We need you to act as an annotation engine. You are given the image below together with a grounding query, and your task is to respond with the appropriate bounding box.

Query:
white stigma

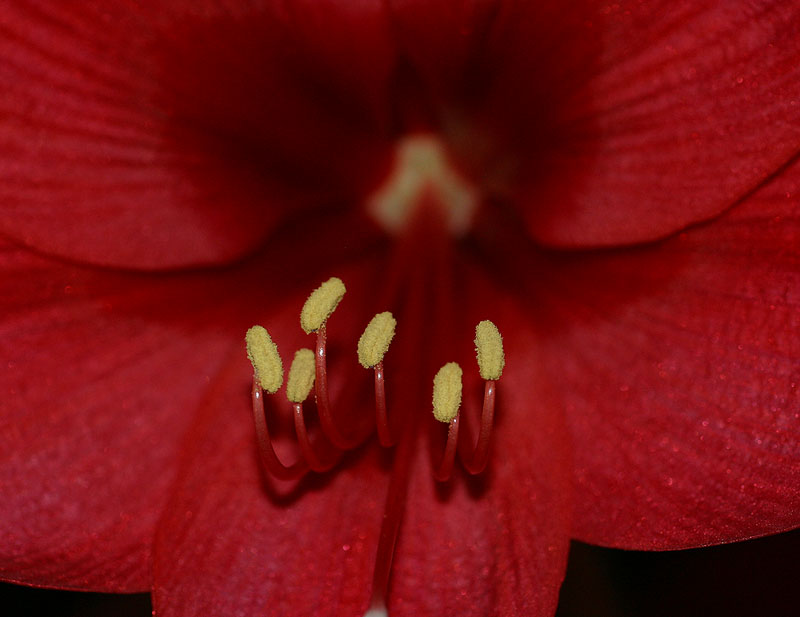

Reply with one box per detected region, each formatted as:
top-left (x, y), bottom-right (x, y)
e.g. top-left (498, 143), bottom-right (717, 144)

top-left (367, 134), bottom-right (478, 236)
top-left (363, 608), bottom-right (388, 617)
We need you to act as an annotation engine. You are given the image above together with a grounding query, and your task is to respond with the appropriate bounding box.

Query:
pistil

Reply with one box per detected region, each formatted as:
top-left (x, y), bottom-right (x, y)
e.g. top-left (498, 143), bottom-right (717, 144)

top-left (358, 311), bottom-right (398, 447)
top-left (366, 134), bottom-right (479, 237)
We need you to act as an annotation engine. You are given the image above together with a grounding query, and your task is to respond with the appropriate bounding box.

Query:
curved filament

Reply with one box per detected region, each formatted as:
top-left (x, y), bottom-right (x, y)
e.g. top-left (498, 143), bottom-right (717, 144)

top-left (293, 402), bottom-right (342, 473)
top-left (251, 381), bottom-right (308, 481)
top-left (314, 324), bottom-right (367, 449)
top-left (434, 380), bottom-right (496, 481)
top-left (434, 416), bottom-right (459, 481)
top-left (459, 380), bottom-right (496, 475)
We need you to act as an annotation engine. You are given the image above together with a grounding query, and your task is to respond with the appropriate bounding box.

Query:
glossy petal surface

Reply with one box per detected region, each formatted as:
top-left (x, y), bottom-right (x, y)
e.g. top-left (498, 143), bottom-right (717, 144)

top-left (0, 211), bottom-right (381, 591)
top-left (391, 0), bottom-right (800, 246)
top-left (0, 240), bottom-right (235, 590)
top-left (532, 157), bottom-right (800, 548)
top-left (2, 0), bottom-right (800, 614)
top-left (0, 2), bottom-right (393, 268)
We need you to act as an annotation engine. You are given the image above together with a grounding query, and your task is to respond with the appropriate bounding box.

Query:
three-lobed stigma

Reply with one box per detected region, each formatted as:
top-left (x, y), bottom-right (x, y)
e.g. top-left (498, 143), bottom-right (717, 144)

top-left (366, 134), bottom-right (479, 237)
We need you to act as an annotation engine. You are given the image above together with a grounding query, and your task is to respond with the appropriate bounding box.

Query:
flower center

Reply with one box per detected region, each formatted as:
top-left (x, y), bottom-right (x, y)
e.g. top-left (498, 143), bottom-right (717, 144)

top-left (366, 134), bottom-right (479, 236)
top-left (245, 277), bottom-right (504, 615)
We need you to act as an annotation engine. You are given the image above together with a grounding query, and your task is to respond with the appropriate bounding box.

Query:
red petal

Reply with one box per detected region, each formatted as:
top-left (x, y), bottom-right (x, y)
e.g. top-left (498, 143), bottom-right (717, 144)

top-left (0, 2), bottom-right (394, 268)
top-left (527, 156), bottom-right (800, 549)
top-left (0, 239), bottom-right (239, 590)
top-left (153, 263), bottom-right (572, 616)
top-left (391, 1), bottom-right (800, 246)
top-left (0, 207), bottom-right (382, 591)
top-left (390, 273), bottom-right (572, 616)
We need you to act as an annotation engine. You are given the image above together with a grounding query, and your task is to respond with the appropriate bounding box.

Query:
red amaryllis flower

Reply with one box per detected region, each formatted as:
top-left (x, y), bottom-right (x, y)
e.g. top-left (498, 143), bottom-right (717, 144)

top-left (2, 2), bottom-right (799, 616)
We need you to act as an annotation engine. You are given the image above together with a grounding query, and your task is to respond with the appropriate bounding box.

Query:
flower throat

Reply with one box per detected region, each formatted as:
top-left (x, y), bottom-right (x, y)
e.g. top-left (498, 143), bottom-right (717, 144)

top-left (245, 277), bottom-right (504, 616)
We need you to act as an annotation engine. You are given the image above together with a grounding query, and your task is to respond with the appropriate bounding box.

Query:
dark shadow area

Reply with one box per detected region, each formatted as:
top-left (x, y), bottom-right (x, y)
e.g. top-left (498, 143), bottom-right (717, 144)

top-left (0, 584), bottom-right (152, 617)
top-left (556, 528), bottom-right (800, 617)
top-left (5, 527), bottom-right (799, 615)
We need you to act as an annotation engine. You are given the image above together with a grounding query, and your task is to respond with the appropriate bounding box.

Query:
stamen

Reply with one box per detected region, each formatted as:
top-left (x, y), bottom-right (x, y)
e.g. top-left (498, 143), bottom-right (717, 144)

top-left (358, 312), bottom-right (397, 369)
top-left (462, 322), bottom-right (503, 473)
top-left (285, 349), bottom-right (342, 472)
top-left (434, 380), bottom-right (497, 480)
top-left (474, 320), bottom-right (505, 381)
top-left (359, 312), bottom-right (398, 447)
top-left (435, 322), bottom-right (504, 480)
top-left (245, 277), bottom-right (503, 615)
top-left (300, 277), bottom-right (346, 334)
top-left (286, 348), bottom-right (315, 404)
top-left (245, 326), bottom-right (283, 393)
top-left (432, 362), bottom-right (463, 423)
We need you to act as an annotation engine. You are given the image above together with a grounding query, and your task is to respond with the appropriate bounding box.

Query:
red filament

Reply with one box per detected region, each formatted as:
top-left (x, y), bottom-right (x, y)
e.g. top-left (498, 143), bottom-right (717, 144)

top-left (251, 323), bottom-right (398, 481)
top-left (374, 361), bottom-right (395, 448)
top-left (434, 379), bottom-right (496, 481)
top-left (292, 401), bottom-right (341, 473)
top-left (251, 383), bottom-right (307, 481)
top-left (313, 323), bottom-right (364, 450)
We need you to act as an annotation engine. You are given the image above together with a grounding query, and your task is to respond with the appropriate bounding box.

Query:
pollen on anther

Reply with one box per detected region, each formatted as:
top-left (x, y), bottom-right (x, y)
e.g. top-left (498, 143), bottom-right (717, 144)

top-left (286, 348), bottom-right (316, 403)
top-left (300, 277), bottom-right (346, 334)
top-left (357, 312), bottom-right (397, 368)
top-left (245, 326), bottom-right (283, 393)
top-left (432, 362), bottom-right (463, 423)
top-left (475, 320), bottom-right (505, 380)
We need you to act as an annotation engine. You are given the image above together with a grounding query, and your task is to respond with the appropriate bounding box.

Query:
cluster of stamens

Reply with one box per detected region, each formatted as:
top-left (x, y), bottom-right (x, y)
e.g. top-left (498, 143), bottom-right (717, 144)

top-left (245, 276), bottom-right (505, 484)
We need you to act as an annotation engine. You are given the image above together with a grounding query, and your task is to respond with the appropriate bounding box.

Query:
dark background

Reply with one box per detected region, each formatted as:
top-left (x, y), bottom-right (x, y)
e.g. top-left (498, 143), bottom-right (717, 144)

top-left (3, 527), bottom-right (798, 616)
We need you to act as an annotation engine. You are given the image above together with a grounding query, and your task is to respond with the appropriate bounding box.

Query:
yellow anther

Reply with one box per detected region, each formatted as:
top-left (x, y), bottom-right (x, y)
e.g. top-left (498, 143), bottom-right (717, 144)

top-left (474, 320), bottom-right (505, 380)
top-left (245, 326), bottom-right (283, 393)
top-left (286, 348), bottom-right (316, 403)
top-left (357, 312), bottom-right (397, 369)
top-left (432, 362), bottom-right (463, 423)
top-left (300, 277), bottom-right (346, 334)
